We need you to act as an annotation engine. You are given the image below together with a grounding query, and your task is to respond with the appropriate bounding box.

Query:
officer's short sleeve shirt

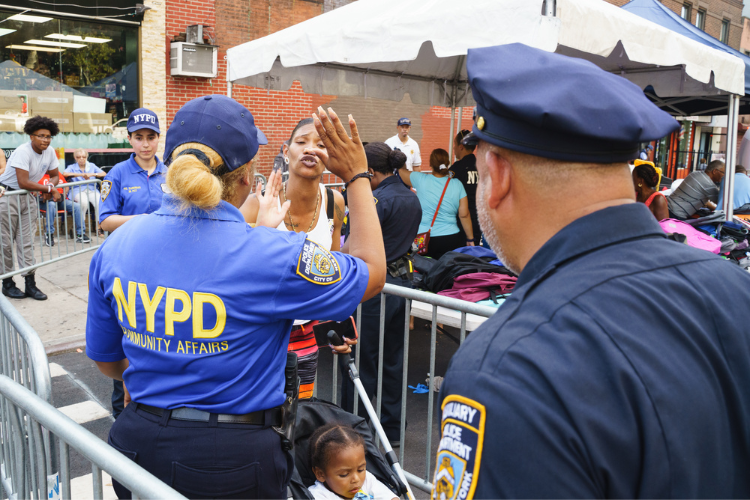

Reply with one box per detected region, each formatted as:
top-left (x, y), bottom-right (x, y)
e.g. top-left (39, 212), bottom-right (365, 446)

top-left (435, 203), bottom-right (750, 498)
top-left (99, 154), bottom-right (167, 223)
top-left (87, 195), bottom-right (369, 414)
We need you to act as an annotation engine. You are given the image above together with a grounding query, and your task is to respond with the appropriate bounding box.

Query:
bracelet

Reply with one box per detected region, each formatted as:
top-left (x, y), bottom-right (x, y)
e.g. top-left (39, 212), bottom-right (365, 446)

top-left (344, 172), bottom-right (372, 189)
top-left (47, 185), bottom-right (51, 193)
top-left (466, 238), bottom-right (474, 242)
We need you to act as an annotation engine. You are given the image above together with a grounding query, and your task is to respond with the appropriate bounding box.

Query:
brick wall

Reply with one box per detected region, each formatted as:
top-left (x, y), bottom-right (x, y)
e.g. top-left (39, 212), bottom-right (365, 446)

top-left (604, 0), bottom-right (743, 50)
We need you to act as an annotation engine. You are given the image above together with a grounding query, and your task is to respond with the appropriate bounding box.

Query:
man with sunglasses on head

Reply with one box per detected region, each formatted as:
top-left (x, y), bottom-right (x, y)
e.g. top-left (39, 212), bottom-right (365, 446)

top-left (0, 116), bottom-right (62, 300)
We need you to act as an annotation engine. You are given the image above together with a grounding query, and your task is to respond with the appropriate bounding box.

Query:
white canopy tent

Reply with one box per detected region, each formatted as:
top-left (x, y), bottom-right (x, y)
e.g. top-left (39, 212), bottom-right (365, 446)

top-left (227, 0), bottom-right (746, 219)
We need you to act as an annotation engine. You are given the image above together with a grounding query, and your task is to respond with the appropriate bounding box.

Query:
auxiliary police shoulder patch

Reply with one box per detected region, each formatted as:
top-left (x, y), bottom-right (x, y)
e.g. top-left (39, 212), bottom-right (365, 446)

top-left (432, 395), bottom-right (486, 500)
top-left (373, 196), bottom-right (378, 205)
top-left (101, 180), bottom-right (112, 201)
top-left (296, 239), bottom-right (341, 285)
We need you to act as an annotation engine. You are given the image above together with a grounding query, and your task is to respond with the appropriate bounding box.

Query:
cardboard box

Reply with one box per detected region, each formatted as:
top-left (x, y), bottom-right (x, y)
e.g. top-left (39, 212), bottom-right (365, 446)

top-left (0, 116), bottom-right (20, 132)
top-left (50, 113), bottom-right (74, 132)
top-left (73, 113), bottom-right (112, 133)
top-left (73, 95), bottom-right (106, 114)
top-left (29, 91), bottom-right (74, 115)
top-left (0, 90), bottom-right (28, 114)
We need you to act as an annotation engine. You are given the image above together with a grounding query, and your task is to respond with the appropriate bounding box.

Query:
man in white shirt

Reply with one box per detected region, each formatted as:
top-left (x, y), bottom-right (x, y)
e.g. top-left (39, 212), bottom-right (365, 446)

top-left (0, 116), bottom-right (63, 300)
top-left (385, 117), bottom-right (422, 171)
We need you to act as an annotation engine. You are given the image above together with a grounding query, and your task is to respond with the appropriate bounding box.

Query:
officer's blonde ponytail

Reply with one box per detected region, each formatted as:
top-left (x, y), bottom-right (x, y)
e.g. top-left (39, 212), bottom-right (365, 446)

top-left (167, 142), bottom-right (250, 210)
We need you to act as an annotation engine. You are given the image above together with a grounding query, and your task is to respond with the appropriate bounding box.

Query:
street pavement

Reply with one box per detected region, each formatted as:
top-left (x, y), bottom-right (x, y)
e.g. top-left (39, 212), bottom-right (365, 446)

top-left (11, 249), bottom-right (466, 499)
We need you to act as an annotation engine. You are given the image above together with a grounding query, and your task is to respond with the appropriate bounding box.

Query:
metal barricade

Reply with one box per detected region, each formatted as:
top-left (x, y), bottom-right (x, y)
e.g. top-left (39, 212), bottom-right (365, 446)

top-left (0, 292), bottom-right (54, 499)
top-left (0, 179), bottom-right (105, 281)
top-left (322, 283), bottom-right (497, 493)
top-left (0, 374), bottom-right (186, 500)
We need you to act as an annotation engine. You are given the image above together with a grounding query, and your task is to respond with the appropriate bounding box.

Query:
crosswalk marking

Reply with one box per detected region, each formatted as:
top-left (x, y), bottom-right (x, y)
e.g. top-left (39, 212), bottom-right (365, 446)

top-left (58, 400), bottom-right (111, 424)
top-left (70, 471), bottom-right (117, 499)
top-left (49, 362), bottom-right (67, 378)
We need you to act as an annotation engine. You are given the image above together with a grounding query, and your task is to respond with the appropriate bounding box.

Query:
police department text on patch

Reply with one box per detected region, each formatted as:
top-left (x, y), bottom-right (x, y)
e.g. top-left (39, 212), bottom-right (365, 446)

top-left (433, 396), bottom-right (486, 500)
top-left (296, 239), bottom-right (341, 285)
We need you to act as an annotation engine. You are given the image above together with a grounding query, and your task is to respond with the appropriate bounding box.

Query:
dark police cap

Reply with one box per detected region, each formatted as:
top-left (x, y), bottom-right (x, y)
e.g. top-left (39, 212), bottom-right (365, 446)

top-left (463, 43), bottom-right (679, 163)
top-left (164, 95), bottom-right (267, 172)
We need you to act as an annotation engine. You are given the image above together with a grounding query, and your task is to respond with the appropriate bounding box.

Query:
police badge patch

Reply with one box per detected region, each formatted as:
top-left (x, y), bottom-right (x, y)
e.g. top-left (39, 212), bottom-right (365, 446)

top-left (433, 395), bottom-right (486, 500)
top-left (101, 180), bottom-right (112, 201)
top-left (296, 239), bottom-right (341, 285)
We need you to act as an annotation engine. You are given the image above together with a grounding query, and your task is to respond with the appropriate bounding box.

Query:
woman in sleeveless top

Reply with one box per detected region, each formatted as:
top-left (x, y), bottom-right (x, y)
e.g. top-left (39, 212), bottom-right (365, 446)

top-left (241, 117), bottom-right (347, 399)
top-left (632, 161), bottom-right (668, 221)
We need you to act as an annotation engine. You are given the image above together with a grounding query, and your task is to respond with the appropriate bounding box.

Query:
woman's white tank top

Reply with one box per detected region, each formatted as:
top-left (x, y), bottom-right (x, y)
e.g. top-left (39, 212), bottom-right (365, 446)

top-left (277, 183), bottom-right (334, 251)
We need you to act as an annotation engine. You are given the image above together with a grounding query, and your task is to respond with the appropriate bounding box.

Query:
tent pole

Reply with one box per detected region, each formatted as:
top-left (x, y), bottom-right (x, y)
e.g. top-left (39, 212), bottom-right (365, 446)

top-left (448, 106), bottom-right (456, 160)
top-left (543, 0), bottom-right (556, 16)
top-left (227, 59), bottom-right (233, 98)
top-left (723, 94), bottom-right (739, 221)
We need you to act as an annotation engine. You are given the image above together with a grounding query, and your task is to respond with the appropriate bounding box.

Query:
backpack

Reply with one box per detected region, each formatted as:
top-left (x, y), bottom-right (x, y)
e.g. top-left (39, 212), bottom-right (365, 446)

top-left (422, 251), bottom-right (515, 293)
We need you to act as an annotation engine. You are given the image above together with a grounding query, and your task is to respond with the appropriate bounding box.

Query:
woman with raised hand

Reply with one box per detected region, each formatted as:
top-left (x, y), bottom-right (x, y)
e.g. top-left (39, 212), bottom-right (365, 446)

top-left (240, 116), bottom-right (348, 400)
top-left (86, 97), bottom-right (384, 499)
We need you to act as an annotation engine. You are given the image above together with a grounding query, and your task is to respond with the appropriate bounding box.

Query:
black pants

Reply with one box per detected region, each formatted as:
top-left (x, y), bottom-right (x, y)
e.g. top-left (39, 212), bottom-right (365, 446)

top-left (339, 274), bottom-right (409, 441)
top-left (426, 231), bottom-right (465, 260)
top-left (109, 403), bottom-right (293, 499)
top-left (112, 379), bottom-right (124, 419)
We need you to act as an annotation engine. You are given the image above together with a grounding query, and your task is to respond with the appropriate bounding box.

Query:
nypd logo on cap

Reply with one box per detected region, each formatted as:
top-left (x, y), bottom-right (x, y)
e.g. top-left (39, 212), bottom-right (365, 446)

top-left (127, 108), bottom-right (160, 134)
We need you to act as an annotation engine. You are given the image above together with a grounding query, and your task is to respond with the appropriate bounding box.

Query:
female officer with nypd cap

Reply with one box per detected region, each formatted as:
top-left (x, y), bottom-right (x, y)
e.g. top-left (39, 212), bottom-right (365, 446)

top-left (99, 108), bottom-right (167, 233)
top-left (98, 107), bottom-right (167, 421)
top-left (86, 95), bottom-right (385, 499)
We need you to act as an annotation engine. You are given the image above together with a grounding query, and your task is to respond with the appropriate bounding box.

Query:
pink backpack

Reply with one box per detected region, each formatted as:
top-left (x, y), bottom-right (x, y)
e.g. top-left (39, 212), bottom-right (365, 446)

top-left (659, 219), bottom-right (721, 254)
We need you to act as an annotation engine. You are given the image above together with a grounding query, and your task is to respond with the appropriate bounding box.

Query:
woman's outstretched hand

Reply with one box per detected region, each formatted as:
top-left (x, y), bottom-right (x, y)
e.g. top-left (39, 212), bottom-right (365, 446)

top-left (312, 107), bottom-right (367, 183)
top-left (255, 169), bottom-right (290, 228)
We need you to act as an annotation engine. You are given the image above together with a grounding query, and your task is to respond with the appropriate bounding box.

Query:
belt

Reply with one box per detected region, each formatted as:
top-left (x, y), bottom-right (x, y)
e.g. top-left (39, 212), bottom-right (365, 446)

top-left (0, 183), bottom-right (12, 191)
top-left (137, 403), bottom-right (283, 425)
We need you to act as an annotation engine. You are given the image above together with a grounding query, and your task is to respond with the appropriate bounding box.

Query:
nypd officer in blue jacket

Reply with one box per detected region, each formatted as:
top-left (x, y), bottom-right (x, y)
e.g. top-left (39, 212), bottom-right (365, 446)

top-left (433, 44), bottom-right (750, 499)
top-left (98, 108), bottom-right (167, 420)
top-left (86, 96), bottom-right (385, 499)
top-left (339, 142), bottom-right (421, 445)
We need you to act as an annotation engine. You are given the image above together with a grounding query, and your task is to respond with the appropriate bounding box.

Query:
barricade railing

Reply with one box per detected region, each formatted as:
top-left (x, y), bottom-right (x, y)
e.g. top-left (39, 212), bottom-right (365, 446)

top-left (0, 293), bottom-right (54, 499)
top-left (0, 374), bottom-right (187, 500)
top-left (0, 179), bottom-right (105, 281)
top-left (321, 283), bottom-right (498, 493)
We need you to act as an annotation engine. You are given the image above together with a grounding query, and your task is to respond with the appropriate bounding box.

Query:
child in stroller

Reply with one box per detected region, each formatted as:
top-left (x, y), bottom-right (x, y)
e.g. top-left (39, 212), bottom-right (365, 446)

top-left (308, 423), bottom-right (398, 500)
top-left (288, 399), bottom-right (408, 500)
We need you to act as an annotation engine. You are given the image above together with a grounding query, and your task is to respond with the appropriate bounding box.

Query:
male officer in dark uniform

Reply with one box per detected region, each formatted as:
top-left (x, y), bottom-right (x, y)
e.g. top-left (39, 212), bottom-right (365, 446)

top-left (434, 43), bottom-right (750, 499)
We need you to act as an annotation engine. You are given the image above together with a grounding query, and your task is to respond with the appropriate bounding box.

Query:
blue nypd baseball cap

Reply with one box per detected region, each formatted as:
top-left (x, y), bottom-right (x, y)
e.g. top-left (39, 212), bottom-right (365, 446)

top-left (463, 43), bottom-right (679, 163)
top-left (397, 117), bottom-right (411, 126)
top-left (164, 95), bottom-right (268, 172)
top-left (127, 108), bottom-right (160, 134)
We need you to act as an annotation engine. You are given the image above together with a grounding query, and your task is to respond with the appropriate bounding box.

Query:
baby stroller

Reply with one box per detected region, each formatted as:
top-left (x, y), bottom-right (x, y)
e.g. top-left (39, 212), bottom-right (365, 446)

top-left (288, 398), bottom-right (411, 499)
top-left (288, 331), bottom-right (415, 500)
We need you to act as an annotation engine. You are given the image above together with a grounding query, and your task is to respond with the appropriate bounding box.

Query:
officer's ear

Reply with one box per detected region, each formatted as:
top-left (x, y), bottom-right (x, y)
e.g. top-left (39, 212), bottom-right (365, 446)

top-left (482, 145), bottom-right (512, 210)
top-left (312, 466), bottom-right (326, 483)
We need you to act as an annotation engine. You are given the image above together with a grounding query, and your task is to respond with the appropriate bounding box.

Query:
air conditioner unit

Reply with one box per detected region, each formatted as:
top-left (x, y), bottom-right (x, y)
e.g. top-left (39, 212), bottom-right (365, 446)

top-left (170, 42), bottom-right (218, 78)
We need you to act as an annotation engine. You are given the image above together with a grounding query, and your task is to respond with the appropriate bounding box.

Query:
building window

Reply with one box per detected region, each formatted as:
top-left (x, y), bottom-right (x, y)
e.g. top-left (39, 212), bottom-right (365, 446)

top-left (695, 9), bottom-right (705, 30)
top-left (0, 10), bottom-right (139, 140)
top-left (681, 3), bottom-right (692, 21)
top-left (721, 19), bottom-right (730, 43)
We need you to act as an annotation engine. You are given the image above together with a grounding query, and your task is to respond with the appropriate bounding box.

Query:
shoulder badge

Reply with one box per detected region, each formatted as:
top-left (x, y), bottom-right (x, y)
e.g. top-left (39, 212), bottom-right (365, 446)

top-left (296, 239), bottom-right (342, 285)
top-left (373, 196), bottom-right (378, 205)
top-left (101, 180), bottom-right (112, 201)
top-left (432, 395), bottom-right (486, 500)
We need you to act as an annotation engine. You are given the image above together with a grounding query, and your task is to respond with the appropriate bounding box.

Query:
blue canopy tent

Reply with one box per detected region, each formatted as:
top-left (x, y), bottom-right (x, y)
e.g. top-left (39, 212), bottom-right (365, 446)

top-left (622, 0), bottom-right (750, 116)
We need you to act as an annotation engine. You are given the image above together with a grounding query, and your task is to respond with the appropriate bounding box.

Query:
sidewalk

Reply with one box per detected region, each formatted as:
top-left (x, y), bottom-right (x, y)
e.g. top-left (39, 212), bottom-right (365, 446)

top-left (7, 251), bottom-right (94, 354)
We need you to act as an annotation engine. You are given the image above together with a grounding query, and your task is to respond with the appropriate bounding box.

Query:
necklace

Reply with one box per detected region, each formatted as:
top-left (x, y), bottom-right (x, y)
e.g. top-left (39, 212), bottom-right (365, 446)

top-left (283, 182), bottom-right (320, 233)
